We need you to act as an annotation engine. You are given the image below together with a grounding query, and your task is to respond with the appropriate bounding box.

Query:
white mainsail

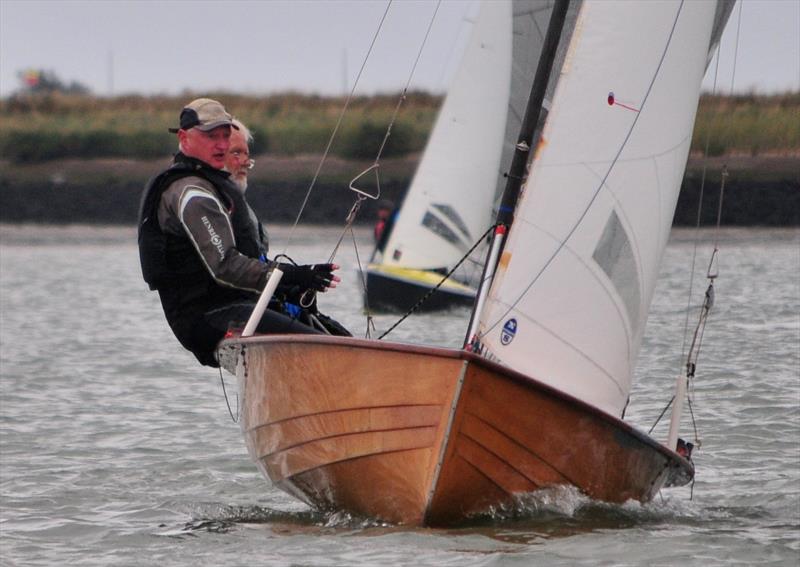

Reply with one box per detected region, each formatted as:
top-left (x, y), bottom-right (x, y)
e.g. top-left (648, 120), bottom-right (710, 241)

top-left (476, 0), bottom-right (732, 417)
top-left (382, 0), bottom-right (554, 272)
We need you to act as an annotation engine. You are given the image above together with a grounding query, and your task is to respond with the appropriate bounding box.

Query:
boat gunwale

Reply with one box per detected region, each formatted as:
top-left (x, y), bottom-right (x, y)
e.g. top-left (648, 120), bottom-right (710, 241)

top-left (221, 333), bottom-right (694, 479)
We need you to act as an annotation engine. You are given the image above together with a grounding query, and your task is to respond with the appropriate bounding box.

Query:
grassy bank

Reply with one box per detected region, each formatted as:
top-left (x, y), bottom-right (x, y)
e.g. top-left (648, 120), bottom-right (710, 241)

top-left (0, 92), bottom-right (440, 162)
top-left (692, 93), bottom-right (800, 156)
top-left (1, 92), bottom-right (798, 163)
top-left (1, 92), bottom-right (797, 226)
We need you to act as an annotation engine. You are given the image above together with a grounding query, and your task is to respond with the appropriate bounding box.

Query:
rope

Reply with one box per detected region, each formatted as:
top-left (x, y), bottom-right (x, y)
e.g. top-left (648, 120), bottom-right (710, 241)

top-left (346, 222), bottom-right (378, 339)
top-left (296, 1), bottom-right (443, 324)
top-left (649, 5), bottom-right (741, 436)
top-left (378, 224), bottom-right (495, 340)
top-left (218, 363), bottom-right (239, 423)
top-left (280, 1), bottom-right (393, 256)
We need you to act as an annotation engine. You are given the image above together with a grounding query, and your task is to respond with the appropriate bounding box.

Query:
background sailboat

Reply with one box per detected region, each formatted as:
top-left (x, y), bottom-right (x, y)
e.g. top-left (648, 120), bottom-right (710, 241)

top-left (220, 0), bottom-right (734, 526)
top-left (366, 0), bottom-right (553, 312)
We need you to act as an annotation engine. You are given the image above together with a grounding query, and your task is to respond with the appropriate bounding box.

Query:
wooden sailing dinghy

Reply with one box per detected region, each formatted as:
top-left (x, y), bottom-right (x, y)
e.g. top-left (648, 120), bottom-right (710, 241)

top-left (218, 334), bottom-right (693, 526)
top-left (219, 0), bottom-right (733, 526)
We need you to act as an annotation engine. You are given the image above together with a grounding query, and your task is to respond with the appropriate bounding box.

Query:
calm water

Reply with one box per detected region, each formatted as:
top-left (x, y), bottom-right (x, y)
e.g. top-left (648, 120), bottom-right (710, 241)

top-left (1, 224), bottom-right (798, 566)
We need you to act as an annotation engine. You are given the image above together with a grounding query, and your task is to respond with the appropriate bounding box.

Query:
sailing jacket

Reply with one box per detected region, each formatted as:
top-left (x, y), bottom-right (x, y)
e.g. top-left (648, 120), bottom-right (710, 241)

top-left (138, 153), bottom-right (272, 348)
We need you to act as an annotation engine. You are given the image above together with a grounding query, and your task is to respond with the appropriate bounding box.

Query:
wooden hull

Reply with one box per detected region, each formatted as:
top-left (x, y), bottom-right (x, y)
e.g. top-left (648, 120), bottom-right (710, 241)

top-left (218, 335), bottom-right (693, 526)
top-left (365, 264), bottom-right (476, 313)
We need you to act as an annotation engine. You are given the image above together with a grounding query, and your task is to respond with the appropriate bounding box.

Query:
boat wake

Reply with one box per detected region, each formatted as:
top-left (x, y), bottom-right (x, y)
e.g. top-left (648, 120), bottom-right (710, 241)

top-left (154, 503), bottom-right (392, 537)
top-left (154, 486), bottom-right (702, 538)
top-left (457, 486), bottom-right (703, 531)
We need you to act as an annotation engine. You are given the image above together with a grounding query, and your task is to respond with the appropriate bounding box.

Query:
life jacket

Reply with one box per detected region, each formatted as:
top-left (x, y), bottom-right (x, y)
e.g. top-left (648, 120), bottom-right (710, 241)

top-left (137, 153), bottom-right (267, 304)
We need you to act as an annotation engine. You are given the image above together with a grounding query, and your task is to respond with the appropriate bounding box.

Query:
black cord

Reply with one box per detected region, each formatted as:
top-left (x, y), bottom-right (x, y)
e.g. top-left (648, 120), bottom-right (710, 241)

top-left (378, 224), bottom-right (496, 340)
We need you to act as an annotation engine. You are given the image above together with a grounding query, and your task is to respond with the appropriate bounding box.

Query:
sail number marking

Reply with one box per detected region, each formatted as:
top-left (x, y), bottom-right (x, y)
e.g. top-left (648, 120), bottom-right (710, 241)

top-left (500, 318), bottom-right (518, 345)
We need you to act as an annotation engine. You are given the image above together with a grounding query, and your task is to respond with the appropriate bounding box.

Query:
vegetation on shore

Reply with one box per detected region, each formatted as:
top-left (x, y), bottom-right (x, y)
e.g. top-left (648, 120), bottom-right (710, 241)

top-left (0, 92), bottom-right (440, 163)
top-left (1, 91), bottom-right (796, 226)
top-left (692, 93), bottom-right (799, 156)
top-left (1, 91), bottom-right (797, 163)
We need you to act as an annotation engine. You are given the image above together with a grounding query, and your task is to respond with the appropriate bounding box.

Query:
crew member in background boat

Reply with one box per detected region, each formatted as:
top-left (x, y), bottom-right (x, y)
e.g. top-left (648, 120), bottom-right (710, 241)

top-left (373, 199), bottom-right (393, 242)
top-left (137, 98), bottom-right (346, 368)
top-left (371, 199), bottom-right (396, 261)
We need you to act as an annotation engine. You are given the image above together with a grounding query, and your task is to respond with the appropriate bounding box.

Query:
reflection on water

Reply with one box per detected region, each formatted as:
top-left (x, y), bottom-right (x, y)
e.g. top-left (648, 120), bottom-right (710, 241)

top-left (1, 225), bottom-right (798, 566)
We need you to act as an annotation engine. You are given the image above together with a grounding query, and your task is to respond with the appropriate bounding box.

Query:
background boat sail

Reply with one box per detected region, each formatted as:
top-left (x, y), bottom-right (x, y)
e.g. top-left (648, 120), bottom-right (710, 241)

top-left (366, 0), bottom-right (553, 312)
top-left (220, 0), bottom-right (734, 526)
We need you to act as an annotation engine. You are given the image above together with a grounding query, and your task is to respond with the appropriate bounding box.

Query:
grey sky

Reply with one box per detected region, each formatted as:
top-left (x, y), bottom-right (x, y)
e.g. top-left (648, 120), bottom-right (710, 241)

top-left (1, 0), bottom-right (798, 98)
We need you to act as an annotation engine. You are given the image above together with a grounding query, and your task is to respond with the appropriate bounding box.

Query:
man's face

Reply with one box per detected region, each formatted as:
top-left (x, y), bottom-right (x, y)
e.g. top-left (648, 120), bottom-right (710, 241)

top-left (225, 129), bottom-right (251, 191)
top-left (179, 125), bottom-right (232, 169)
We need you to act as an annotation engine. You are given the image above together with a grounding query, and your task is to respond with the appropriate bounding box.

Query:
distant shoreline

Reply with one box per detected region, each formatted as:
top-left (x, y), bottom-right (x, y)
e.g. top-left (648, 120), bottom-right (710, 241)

top-left (1, 224), bottom-right (797, 248)
top-left (0, 153), bottom-right (797, 226)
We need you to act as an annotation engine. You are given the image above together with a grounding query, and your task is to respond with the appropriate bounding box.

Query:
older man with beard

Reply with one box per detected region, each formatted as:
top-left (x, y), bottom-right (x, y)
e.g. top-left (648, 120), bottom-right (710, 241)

top-left (222, 116), bottom-right (352, 339)
top-left (225, 118), bottom-right (269, 256)
top-left (225, 118), bottom-right (255, 192)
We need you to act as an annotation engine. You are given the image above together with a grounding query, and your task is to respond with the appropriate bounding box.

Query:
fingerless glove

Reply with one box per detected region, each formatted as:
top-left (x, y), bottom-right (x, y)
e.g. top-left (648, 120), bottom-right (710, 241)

top-left (278, 263), bottom-right (335, 292)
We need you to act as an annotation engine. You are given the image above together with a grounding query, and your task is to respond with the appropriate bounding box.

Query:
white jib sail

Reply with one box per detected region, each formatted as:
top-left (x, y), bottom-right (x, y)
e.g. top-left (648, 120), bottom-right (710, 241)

top-left (382, 0), bottom-right (513, 270)
top-left (476, 0), bottom-right (722, 417)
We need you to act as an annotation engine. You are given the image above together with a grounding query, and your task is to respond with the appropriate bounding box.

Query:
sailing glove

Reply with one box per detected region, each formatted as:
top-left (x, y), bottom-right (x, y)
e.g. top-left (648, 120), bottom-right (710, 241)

top-left (277, 263), bottom-right (336, 292)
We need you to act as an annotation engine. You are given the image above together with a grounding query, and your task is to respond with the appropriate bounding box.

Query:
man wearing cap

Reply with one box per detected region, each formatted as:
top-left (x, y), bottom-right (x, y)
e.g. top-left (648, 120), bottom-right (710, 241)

top-left (138, 98), bottom-right (341, 367)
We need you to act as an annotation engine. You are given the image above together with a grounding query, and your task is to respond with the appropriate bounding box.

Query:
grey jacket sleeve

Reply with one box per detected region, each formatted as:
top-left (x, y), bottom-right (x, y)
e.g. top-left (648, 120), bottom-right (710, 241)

top-left (157, 177), bottom-right (271, 293)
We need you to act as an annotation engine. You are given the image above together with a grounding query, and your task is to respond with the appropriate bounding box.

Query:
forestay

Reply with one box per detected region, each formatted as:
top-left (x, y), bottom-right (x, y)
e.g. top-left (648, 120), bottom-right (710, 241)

top-left (476, 0), bottom-right (733, 416)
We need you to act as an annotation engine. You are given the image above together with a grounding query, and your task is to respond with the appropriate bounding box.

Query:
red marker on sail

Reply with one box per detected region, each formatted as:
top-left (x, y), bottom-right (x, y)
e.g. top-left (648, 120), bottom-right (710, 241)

top-left (607, 91), bottom-right (640, 112)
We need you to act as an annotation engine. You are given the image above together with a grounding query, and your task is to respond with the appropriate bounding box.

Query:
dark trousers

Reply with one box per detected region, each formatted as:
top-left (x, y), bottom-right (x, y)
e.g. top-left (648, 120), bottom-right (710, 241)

top-left (170, 302), bottom-right (320, 368)
top-left (204, 302), bottom-right (321, 336)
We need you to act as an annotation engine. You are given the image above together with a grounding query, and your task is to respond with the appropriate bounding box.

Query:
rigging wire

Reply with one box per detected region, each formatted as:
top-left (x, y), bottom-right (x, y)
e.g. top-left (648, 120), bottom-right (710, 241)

top-left (649, 2), bottom-right (742, 442)
top-left (306, 1), bottom-right (444, 320)
top-left (649, 53), bottom-right (721, 437)
top-left (281, 1), bottom-right (444, 313)
top-left (333, 0), bottom-right (443, 265)
top-left (280, 1), bottom-right (393, 257)
top-left (680, 1), bottom-right (744, 443)
top-left (378, 224), bottom-right (495, 340)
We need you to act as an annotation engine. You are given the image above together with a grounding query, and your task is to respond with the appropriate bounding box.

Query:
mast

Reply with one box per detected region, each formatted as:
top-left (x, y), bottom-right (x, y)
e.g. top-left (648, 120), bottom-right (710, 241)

top-left (464, 0), bottom-right (570, 348)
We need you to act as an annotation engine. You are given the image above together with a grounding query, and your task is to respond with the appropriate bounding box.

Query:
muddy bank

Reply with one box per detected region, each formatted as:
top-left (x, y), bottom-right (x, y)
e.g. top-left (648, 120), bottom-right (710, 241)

top-left (1, 154), bottom-right (797, 226)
